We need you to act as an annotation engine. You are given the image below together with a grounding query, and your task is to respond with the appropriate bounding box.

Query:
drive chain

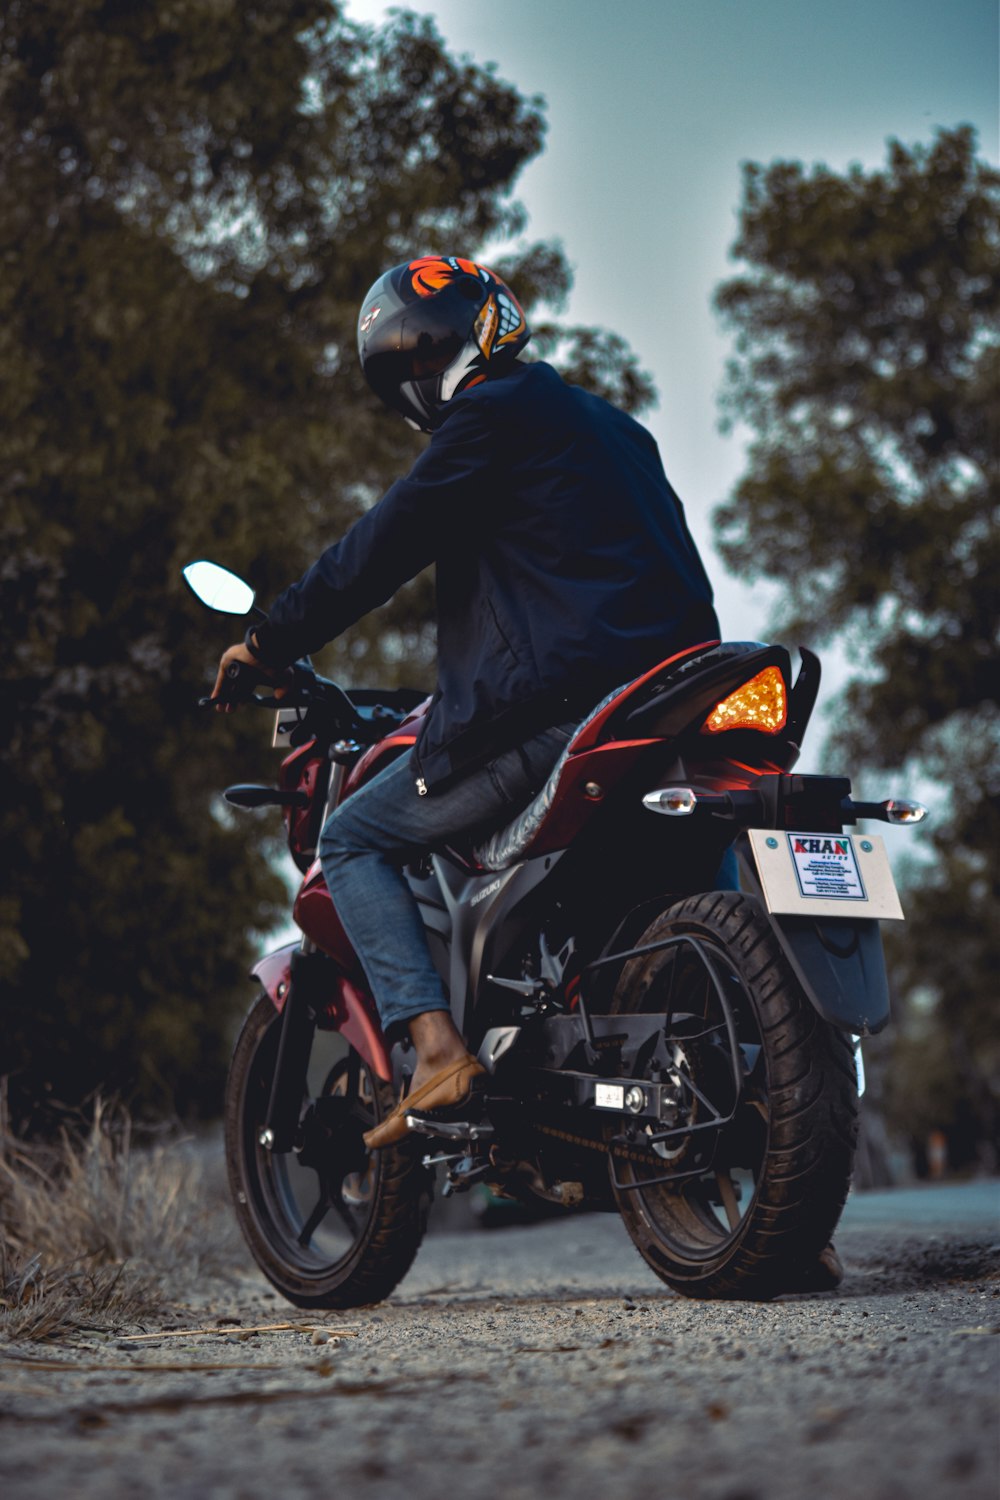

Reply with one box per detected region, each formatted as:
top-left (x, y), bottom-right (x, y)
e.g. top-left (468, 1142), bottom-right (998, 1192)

top-left (532, 1118), bottom-right (669, 1170)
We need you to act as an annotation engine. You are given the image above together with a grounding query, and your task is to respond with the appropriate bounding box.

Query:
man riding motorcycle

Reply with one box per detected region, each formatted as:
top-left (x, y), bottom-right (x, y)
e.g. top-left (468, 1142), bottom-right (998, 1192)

top-left (213, 254), bottom-right (720, 1151)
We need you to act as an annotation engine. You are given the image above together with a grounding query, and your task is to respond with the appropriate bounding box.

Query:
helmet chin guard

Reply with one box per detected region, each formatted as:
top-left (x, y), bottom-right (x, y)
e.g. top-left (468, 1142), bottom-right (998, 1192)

top-left (357, 257), bottom-right (530, 431)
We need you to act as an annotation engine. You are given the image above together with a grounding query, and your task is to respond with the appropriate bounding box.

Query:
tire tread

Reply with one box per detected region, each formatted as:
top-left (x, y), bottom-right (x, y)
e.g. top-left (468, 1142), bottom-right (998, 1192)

top-left (612, 891), bottom-right (859, 1299)
top-left (225, 995), bottom-right (428, 1309)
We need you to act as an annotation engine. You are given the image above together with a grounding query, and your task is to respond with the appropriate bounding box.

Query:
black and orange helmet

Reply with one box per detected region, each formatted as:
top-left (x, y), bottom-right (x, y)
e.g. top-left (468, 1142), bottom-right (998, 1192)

top-left (357, 256), bottom-right (530, 431)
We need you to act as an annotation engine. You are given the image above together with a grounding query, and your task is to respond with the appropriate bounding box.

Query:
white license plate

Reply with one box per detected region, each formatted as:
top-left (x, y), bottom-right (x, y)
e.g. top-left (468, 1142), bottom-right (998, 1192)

top-left (594, 1083), bottom-right (625, 1110)
top-left (747, 830), bottom-right (904, 921)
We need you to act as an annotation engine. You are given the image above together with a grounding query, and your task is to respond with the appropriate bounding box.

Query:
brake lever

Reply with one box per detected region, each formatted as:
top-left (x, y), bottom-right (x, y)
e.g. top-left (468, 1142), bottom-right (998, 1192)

top-left (197, 690), bottom-right (299, 710)
top-left (198, 658), bottom-right (283, 709)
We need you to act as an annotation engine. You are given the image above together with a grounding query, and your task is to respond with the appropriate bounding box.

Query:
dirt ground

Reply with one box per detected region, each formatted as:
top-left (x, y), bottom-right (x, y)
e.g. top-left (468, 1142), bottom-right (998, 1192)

top-left (1, 1181), bottom-right (998, 1500)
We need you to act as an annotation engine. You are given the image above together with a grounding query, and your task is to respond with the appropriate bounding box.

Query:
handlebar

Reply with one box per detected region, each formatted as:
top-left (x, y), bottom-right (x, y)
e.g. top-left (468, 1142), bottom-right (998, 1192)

top-left (199, 657), bottom-right (420, 748)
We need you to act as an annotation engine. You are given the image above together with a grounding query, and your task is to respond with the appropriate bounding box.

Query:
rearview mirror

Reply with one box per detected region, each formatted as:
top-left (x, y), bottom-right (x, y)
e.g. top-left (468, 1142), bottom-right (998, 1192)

top-left (183, 561), bottom-right (256, 616)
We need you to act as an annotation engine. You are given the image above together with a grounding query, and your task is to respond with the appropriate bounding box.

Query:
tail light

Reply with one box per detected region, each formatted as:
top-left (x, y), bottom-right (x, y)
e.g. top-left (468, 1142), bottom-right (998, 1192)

top-left (701, 666), bottom-right (787, 735)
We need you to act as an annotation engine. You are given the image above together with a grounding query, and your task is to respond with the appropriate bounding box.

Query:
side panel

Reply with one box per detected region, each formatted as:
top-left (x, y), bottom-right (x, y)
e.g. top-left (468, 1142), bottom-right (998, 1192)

top-left (414, 851), bottom-right (565, 1042)
top-left (526, 740), bottom-right (656, 855)
top-left (278, 743), bottom-right (329, 871)
top-left (343, 734), bottom-right (418, 797)
top-left (325, 977), bottom-right (392, 1081)
top-left (293, 861), bottom-right (363, 976)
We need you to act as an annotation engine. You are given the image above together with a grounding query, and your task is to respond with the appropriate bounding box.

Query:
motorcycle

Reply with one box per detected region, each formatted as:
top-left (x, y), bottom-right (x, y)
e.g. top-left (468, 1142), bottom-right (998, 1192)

top-left (184, 559), bottom-right (926, 1304)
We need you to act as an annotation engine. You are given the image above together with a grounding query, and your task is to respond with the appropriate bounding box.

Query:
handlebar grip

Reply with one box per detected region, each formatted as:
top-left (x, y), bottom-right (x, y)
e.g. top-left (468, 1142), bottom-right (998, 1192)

top-left (198, 658), bottom-right (273, 709)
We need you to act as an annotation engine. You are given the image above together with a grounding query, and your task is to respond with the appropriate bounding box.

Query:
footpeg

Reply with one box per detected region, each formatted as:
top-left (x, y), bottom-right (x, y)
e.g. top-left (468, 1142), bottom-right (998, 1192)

top-left (440, 1158), bottom-right (492, 1196)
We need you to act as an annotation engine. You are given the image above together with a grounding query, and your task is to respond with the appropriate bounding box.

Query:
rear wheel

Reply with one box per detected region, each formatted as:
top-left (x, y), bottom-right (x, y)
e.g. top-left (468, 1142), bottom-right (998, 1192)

top-left (225, 994), bottom-right (429, 1308)
top-left (610, 891), bottom-right (858, 1299)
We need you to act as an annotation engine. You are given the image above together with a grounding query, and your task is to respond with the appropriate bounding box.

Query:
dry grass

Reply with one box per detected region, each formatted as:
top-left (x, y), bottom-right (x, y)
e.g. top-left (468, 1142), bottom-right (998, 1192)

top-left (0, 1093), bottom-right (239, 1342)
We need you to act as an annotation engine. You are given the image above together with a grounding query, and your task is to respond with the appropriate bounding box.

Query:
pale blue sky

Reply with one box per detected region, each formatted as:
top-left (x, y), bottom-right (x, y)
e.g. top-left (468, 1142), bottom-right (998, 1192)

top-left (345, 0), bottom-right (998, 756)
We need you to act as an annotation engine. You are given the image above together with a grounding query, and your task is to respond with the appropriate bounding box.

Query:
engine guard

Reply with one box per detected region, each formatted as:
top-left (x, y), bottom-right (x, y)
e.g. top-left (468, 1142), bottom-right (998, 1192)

top-left (250, 944), bottom-right (392, 1080)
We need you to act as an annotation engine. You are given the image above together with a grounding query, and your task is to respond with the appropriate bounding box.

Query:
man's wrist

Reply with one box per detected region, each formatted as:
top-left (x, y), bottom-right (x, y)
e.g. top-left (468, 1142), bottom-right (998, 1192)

top-left (244, 623), bottom-right (295, 674)
top-left (243, 625), bottom-right (266, 662)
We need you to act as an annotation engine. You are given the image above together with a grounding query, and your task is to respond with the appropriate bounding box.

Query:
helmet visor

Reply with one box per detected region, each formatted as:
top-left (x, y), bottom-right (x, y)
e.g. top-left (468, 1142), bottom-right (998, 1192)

top-left (361, 280), bottom-right (485, 412)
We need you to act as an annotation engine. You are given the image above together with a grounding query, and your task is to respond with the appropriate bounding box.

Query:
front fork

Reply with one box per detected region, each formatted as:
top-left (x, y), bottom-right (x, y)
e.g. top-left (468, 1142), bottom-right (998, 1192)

top-left (259, 945), bottom-right (332, 1152)
top-left (259, 760), bottom-right (345, 1155)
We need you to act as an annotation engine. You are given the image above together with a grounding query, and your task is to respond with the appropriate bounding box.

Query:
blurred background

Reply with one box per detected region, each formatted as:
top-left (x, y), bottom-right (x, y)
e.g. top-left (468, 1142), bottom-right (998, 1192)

top-left (1, 0), bottom-right (996, 1182)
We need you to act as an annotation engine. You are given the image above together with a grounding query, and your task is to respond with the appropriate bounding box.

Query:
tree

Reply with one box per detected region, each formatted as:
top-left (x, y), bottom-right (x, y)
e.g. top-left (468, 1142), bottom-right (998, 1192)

top-left (714, 125), bottom-right (999, 1167)
top-left (0, 1), bottom-right (653, 1125)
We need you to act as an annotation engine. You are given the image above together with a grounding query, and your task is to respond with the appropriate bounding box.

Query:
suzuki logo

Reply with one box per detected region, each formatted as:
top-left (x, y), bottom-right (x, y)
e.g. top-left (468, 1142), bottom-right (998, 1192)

top-left (470, 877), bottom-right (503, 907)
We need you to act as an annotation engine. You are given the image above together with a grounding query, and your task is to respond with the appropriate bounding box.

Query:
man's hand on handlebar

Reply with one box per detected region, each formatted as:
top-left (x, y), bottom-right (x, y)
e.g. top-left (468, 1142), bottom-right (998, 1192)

top-left (211, 642), bottom-right (289, 712)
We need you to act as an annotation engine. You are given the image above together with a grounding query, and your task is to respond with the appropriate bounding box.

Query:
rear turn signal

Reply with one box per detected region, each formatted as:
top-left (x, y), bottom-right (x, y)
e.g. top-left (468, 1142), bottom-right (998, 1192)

top-left (643, 787), bottom-right (697, 816)
top-left (702, 666), bottom-right (787, 735)
top-left (885, 799), bottom-right (927, 825)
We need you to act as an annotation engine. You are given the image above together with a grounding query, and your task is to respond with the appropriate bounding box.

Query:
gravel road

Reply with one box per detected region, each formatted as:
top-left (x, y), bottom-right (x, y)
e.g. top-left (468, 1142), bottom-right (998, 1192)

top-left (2, 1181), bottom-right (997, 1500)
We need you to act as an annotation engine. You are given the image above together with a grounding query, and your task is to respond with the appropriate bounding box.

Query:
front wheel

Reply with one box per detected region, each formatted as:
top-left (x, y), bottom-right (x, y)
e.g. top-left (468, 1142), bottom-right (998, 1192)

top-left (225, 994), bottom-right (429, 1308)
top-left (610, 891), bottom-right (858, 1299)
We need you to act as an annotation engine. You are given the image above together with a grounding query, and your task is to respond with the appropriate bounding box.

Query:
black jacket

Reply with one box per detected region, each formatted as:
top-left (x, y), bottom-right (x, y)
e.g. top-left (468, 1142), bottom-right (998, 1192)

top-left (254, 360), bottom-right (719, 793)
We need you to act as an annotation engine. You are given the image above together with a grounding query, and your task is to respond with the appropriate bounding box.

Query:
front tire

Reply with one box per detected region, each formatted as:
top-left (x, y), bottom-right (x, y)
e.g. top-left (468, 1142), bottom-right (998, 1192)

top-left (225, 994), bottom-right (429, 1308)
top-left (610, 891), bottom-right (858, 1299)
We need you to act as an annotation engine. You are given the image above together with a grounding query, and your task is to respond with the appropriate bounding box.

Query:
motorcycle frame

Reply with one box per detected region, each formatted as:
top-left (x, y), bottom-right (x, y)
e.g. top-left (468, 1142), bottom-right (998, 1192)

top-left (249, 643), bottom-right (900, 1155)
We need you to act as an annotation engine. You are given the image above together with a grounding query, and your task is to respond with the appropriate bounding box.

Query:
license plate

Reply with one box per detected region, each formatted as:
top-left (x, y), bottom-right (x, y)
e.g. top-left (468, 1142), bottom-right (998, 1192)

top-left (594, 1083), bottom-right (625, 1110)
top-left (746, 830), bottom-right (904, 921)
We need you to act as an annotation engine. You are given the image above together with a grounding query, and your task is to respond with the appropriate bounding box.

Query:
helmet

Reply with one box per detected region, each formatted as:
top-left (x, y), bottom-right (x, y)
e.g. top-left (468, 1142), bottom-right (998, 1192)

top-left (357, 256), bottom-right (530, 431)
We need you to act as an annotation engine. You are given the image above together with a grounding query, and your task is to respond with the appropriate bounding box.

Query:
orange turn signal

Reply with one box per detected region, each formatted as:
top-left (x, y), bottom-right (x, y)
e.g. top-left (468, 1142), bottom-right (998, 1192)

top-left (701, 666), bottom-right (788, 735)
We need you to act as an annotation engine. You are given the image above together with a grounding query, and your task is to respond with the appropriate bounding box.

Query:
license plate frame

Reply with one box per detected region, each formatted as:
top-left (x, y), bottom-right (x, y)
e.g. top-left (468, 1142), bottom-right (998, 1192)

top-left (746, 830), bottom-right (904, 921)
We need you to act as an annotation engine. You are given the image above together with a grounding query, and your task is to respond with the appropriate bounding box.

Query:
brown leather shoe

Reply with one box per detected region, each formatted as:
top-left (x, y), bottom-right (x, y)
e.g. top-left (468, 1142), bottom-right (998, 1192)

top-left (363, 1054), bottom-right (487, 1150)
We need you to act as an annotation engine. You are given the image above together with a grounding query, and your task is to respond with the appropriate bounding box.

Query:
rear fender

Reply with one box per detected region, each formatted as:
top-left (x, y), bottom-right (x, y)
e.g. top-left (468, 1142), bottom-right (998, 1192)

top-left (250, 945), bottom-right (391, 1080)
top-left (734, 847), bottom-right (891, 1035)
top-left (770, 912), bottom-right (891, 1035)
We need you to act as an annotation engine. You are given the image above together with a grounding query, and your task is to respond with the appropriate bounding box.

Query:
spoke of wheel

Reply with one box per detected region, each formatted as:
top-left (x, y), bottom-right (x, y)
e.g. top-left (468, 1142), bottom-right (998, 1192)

top-left (330, 1194), bottom-right (359, 1234)
top-left (714, 1169), bottom-right (741, 1230)
top-left (297, 1191), bottom-right (332, 1246)
top-left (352, 1054), bottom-right (377, 1122)
top-left (676, 1065), bottom-right (723, 1119)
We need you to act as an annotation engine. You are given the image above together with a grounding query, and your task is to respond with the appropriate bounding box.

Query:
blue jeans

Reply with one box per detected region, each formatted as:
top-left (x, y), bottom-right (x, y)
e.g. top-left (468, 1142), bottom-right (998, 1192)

top-left (319, 725), bottom-right (575, 1034)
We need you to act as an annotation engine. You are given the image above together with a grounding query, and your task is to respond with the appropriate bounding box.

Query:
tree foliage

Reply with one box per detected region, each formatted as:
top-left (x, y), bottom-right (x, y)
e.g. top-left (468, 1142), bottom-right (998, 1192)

top-left (714, 126), bottom-right (999, 1166)
top-left (0, 0), bottom-right (654, 1124)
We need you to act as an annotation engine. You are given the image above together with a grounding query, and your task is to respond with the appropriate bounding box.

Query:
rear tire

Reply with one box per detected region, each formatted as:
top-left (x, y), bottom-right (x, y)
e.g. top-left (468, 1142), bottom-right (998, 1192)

top-left (225, 994), bottom-right (429, 1308)
top-left (610, 891), bottom-right (858, 1299)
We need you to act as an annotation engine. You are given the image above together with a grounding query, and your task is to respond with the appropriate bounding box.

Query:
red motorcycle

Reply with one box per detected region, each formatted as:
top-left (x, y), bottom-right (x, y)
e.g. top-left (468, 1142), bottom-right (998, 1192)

top-left (185, 560), bottom-right (925, 1304)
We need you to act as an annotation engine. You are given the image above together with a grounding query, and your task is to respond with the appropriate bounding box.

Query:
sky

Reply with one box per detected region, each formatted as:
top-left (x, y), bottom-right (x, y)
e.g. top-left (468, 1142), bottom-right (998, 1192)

top-left (345, 0), bottom-right (998, 767)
